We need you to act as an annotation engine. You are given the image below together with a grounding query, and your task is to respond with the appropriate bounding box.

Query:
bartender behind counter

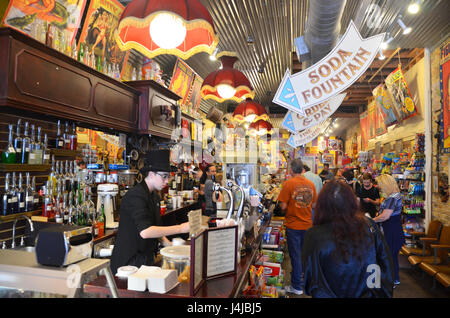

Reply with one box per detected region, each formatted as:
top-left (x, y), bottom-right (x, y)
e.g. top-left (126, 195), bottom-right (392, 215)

top-left (110, 149), bottom-right (190, 274)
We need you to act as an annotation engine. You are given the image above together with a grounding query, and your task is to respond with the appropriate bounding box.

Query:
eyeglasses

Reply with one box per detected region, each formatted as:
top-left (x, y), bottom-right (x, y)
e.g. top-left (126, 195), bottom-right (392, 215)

top-left (156, 172), bottom-right (170, 180)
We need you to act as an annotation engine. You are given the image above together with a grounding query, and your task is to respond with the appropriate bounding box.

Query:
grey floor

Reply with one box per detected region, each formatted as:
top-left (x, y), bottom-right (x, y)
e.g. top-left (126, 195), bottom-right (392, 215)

top-left (282, 251), bottom-right (450, 298)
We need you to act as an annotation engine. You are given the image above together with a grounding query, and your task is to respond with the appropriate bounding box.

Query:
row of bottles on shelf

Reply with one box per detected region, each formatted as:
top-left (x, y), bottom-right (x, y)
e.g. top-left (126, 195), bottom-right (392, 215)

top-left (2, 172), bottom-right (39, 215)
top-left (1, 119), bottom-right (77, 164)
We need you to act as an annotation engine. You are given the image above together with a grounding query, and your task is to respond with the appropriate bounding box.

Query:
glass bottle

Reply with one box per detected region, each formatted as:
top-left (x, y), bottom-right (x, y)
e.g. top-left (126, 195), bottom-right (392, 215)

top-left (98, 202), bottom-right (105, 237)
top-left (70, 122), bottom-right (77, 151)
top-left (14, 119), bottom-right (23, 163)
top-left (33, 127), bottom-right (44, 164)
top-left (24, 173), bottom-right (33, 212)
top-left (32, 176), bottom-right (39, 211)
top-left (54, 181), bottom-right (63, 223)
top-left (2, 124), bottom-right (16, 164)
top-left (20, 122), bottom-right (30, 164)
top-left (10, 172), bottom-right (19, 214)
top-left (2, 174), bottom-right (11, 216)
top-left (45, 23), bottom-right (53, 48)
top-left (78, 42), bottom-right (84, 63)
top-left (28, 124), bottom-right (37, 164)
top-left (55, 120), bottom-right (64, 149)
top-left (64, 122), bottom-right (70, 150)
top-left (17, 173), bottom-right (25, 213)
top-left (43, 133), bottom-right (51, 164)
top-left (71, 39), bottom-right (78, 60)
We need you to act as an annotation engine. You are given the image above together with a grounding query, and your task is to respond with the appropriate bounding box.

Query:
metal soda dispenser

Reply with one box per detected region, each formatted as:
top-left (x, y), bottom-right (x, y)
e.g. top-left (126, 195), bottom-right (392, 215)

top-left (97, 183), bottom-right (119, 229)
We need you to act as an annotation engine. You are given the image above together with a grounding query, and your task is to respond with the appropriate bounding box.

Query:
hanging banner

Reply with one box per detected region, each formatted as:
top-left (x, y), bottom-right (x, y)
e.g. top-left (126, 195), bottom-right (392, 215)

top-left (273, 20), bottom-right (384, 116)
top-left (360, 111), bottom-right (369, 150)
top-left (281, 93), bottom-right (346, 133)
top-left (367, 100), bottom-right (377, 140)
top-left (287, 121), bottom-right (329, 148)
top-left (385, 66), bottom-right (418, 121)
top-left (372, 84), bottom-right (396, 130)
top-left (441, 39), bottom-right (450, 152)
top-left (170, 58), bottom-right (196, 107)
top-left (2, 0), bottom-right (87, 46)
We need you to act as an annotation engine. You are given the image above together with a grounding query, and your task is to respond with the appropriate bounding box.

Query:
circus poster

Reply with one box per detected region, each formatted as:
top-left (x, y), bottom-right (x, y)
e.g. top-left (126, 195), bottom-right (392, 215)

top-left (441, 39), bottom-right (450, 152)
top-left (169, 58), bottom-right (195, 107)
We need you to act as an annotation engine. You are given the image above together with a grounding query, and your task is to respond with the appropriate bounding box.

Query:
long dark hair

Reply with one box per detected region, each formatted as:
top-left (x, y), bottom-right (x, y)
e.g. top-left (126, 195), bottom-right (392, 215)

top-left (313, 180), bottom-right (369, 263)
top-left (199, 165), bottom-right (213, 184)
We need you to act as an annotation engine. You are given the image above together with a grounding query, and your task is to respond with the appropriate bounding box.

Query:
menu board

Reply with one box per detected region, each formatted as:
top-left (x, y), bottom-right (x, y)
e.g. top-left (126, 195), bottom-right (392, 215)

top-left (190, 231), bottom-right (205, 296)
top-left (206, 226), bottom-right (238, 279)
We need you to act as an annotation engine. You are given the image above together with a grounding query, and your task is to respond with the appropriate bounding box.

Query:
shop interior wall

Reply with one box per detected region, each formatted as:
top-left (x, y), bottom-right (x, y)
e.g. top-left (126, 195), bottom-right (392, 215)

top-left (431, 39), bottom-right (450, 226)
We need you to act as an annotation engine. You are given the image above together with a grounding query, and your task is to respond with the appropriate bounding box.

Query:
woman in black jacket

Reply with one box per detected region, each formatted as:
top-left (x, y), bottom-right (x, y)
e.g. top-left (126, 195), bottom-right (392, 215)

top-left (302, 180), bottom-right (394, 298)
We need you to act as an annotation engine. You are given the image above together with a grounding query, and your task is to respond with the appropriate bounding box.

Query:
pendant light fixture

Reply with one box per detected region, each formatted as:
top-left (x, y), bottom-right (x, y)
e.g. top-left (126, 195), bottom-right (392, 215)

top-left (201, 51), bottom-right (255, 103)
top-left (232, 98), bottom-right (269, 124)
top-left (115, 0), bottom-right (219, 60)
top-left (249, 120), bottom-right (273, 136)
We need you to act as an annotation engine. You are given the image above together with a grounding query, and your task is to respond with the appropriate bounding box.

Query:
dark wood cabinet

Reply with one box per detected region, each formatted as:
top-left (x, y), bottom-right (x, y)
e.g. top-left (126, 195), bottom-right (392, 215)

top-left (125, 80), bottom-right (181, 139)
top-left (0, 27), bottom-right (140, 133)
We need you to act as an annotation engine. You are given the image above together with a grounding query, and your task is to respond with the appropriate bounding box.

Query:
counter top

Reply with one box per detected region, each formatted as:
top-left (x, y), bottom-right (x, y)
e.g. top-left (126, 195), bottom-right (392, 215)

top-left (83, 226), bottom-right (265, 298)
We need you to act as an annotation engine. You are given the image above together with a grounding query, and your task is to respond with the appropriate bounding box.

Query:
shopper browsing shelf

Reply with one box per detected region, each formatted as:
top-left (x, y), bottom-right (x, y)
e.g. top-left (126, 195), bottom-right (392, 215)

top-left (110, 149), bottom-right (189, 275)
top-left (278, 159), bottom-right (317, 295)
top-left (373, 174), bottom-right (405, 286)
top-left (356, 173), bottom-right (380, 218)
top-left (302, 180), bottom-right (395, 298)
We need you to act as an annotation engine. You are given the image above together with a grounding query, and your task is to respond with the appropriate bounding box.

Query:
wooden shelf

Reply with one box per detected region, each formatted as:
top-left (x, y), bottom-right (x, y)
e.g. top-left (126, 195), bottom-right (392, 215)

top-left (0, 210), bottom-right (42, 223)
top-left (0, 164), bottom-right (51, 172)
top-left (50, 149), bottom-right (81, 157)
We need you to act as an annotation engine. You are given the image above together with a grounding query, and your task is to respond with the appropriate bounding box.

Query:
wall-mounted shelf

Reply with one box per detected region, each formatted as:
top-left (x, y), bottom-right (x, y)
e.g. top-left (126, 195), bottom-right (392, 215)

top-left (0, 210), bottom-right (42, 223)
top-left (0, 164), bottom-right (51, 172)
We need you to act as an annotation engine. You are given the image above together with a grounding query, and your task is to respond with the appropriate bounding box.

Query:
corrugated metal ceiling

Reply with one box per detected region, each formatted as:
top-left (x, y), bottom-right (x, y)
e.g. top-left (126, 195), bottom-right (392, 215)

top-left (120, 0), bottom-right (450, 115)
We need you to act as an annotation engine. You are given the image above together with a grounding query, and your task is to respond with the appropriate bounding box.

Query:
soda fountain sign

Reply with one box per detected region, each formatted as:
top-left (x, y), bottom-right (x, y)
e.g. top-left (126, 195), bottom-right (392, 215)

top-left (273, 20), bottom-right (385, 116)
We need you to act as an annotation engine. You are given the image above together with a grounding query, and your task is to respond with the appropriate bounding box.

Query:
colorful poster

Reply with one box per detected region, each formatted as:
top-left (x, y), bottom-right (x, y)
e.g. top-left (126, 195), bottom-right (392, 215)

top-left (441, 40), bottom-right (450, 152)
top-left (2, 0), bottom-right (86, 45)
top-left (385, 66), bottom-right (418, 121)
top-left (360, 111), bottom-right (369, 150)
top-left (367, 100), bottom-right (377, 140)
top-left (169, 58), bottom-right (195, 107)
top-left (78, 0), bottom-right (129, 77)
top-left (372, 84), bottom-right (398, 128)
top-left (187, 74), bottom-right (203, 114)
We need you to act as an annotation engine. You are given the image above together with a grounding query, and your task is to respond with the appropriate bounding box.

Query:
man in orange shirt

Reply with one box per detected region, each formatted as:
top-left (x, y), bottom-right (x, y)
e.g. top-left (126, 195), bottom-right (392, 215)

top-left (278, 159), bottom-right (317, 295)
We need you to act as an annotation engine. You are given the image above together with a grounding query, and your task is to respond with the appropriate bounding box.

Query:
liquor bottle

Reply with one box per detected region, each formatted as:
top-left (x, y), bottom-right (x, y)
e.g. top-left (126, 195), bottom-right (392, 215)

top-left (45, 23), bottom-right (53, 48)
top-left (70, 122), bottom-right (77, 151)
top-left (55, 120), bottom-right (64, 149)
top-left (54, 181), bottom-right (63, 223)
top-left (42, 133), bottom-right (51, 164)
top-left (24, 173), bottom-right (33, 212)
top-left (87, 193), bottom-right (98, 236)
top-left (78, 42), bottom-right (84, 63)
top-left (2, 174), bottom-right (11, 216)
top-left (64, 160), bottom-right (71, 192)
top-left (31, 176), bottom-right (39, 210)
top-left (17, 173), bottom-right (25, 213)
top-left (14, 119), bottom-right (23, 163)
top-left (33, 127), bottom-right (44, 164)
top-left (10, 172), bottom-right (19, 214)
top-left (2, 124), bottom-right (16, 164)
top-left (98, 202), bottom-right (105, 237)
top-left (42, 183), bottom-right (51, 217)
top-left (20, 122), bottom-right (31, 164)
top-left (28, 124), bottom-right (37, 164)
top-left (68, 191), bottom-right (74, 225)
top-left (63, 122), bottom-right (70, 150)
top-left (62, 190), bottom-right (69, 224)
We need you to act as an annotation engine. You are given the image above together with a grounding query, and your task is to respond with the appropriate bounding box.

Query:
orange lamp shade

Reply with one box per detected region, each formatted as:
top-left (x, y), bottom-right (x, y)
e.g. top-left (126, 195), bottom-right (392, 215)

top-left (233, 98), bottom-right (269, 123)
top-left (115, 0), bottom-right (219, 60)
top-left (201, 52), bottom-right (255, 103)
top-left (249, 120), bottom-right (273, 135)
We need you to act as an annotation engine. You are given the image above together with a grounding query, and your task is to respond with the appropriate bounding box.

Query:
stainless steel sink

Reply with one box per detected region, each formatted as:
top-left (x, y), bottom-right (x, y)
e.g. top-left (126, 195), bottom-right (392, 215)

top-left (12, 246), bottom-right (35, 253)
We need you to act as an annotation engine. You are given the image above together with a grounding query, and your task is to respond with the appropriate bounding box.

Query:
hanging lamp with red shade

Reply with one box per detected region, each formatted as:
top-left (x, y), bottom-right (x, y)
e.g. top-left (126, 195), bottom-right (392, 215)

top-left (249, 120), bottom-right (273, 135)
top-left (232, 98), bottom-right (269, 123)
top-left (201, 51), bottom-right (255, 103)
top-left (115, 0), bottom-right (219, 60)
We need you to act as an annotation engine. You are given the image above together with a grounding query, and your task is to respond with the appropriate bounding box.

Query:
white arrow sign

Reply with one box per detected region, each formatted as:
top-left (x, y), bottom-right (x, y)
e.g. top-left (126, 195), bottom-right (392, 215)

top-left (287, 121), bottom-right (329, 148)
top-left (282, 93), bottom-right (346, 133)
top-left (273, 20), bottom-right (384, 116)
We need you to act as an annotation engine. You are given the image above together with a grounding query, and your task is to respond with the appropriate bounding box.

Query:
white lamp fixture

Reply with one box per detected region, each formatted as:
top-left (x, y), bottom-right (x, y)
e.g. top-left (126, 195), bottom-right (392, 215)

top-left (380, 35), bottom-right (394, 50)
top-left (149, 13), bottom-right (187, 49)
top-left (407, 1), bottom-right (420, 14)
top-left (217, 84), bottom-right (237, 99)
top-left (244, 114), bottom-right (257, 123)
top-left (209, 48), bottom-right (219, 61)
top-left (378, 50), bottom-right (386, 60)
top-left (397, 17), bottom-right (412, 35)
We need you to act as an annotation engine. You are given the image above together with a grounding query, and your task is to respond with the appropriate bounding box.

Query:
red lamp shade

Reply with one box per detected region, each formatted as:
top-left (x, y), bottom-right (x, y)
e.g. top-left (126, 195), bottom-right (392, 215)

top-left (249, 120), bottom-right (273, 135)
top-left (115, 0), bottom-right (219, 60)
top-left (232, 98), bottom-right (269, 123)
top-left (201, 52), bottom-right (255, 103)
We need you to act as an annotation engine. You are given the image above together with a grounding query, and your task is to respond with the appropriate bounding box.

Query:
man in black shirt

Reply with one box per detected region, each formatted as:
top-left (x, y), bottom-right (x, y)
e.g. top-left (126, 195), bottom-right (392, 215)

top-left (356, 173), bottom-right (380, 218)
top-left (110, 149), bottom-right (190, 274)
top-left (319, 163), bottom-right (334, 182)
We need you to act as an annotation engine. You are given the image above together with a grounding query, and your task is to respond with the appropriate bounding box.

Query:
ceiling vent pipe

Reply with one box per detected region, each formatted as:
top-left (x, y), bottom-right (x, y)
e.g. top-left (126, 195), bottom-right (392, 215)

top-left (303, 0), bottom-right (347, 68)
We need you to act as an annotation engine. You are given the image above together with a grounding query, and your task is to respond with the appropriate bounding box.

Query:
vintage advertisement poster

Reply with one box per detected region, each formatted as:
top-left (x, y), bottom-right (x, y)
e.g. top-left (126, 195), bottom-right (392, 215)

top-left (373, 84), bottom-right (397, 130)
top-left (360, 111), bottom-right (369, 150)
top-left (441, 40), bottom-right (450, 152)
top-left (385, 66), bottom-right (418, 121)
top-left (367, 100), bottom-right (377, 140)
top-left (170, 58), bottom-right (195, 107)
top-left (187, 74), bottom-right (203, 114)
top-left (78, 0), bottom-right (129, 77)
top-left (2, 0), bottom-right (86, 45)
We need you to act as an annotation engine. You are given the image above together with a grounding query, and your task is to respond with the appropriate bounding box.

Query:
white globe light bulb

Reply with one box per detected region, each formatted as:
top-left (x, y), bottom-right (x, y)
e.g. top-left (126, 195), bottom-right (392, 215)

top-left (150, 13), bottom-right (186, 49)
top-left (217, 84), bottom-right (236, 99)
